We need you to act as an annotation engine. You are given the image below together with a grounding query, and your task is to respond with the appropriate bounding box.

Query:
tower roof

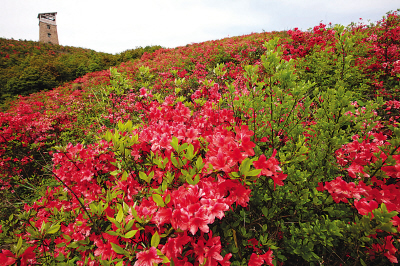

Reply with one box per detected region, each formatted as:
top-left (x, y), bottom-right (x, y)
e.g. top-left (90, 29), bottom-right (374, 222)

top-left (37, 12), bottom-right (57, 18)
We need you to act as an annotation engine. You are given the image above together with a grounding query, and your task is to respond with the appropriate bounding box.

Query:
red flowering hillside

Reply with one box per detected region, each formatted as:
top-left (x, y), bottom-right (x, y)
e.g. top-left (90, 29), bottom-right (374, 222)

top-left (0, 12), bottom-right (399, 265)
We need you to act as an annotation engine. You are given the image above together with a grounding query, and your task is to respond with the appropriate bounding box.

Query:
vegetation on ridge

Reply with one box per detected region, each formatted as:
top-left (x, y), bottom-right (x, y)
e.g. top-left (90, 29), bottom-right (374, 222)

top-left (0, 38), bottom-right (162, 108)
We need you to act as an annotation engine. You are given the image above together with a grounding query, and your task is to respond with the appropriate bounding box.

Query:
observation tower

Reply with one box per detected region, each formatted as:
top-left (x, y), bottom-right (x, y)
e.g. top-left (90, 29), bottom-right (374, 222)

top-left (38, 12), bottom-right (59, 45)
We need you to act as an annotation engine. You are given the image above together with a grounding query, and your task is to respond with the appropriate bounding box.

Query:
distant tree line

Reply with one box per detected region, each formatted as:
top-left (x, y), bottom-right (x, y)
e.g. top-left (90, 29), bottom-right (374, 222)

top-left (0, 38), bottom-right (162, 108)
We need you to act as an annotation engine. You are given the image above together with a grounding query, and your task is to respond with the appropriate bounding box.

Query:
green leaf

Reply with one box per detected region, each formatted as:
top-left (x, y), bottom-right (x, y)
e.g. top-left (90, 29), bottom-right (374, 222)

top-left (125, 120), bottom-right (132, 131)
top-left (139, 171), bottom-right (148, 182)
top-left (247, 169), bottom-right (261, 176)
top-left (229, 172), bottom-right (240, 178)
top-left (56, 242), bottom-right (66, 248)
top-left (152, 194), bottom-right (165, 207)
top-left (131, 207), bottom-right (143, 224)
top-left (26, 226), bottom-right (37, 237)
top-left (47, 224), bottom-right (61, 235)
top-left (262, 207), bottom-right (269, 217)
top-left (171, 136), bottom-right (179, 152)
top-left (193, 174), bottom-right (200, 184)
top-left (148, 171), bottom-right (155, 182)
top-left (106, 230), bottom-right (118, 236)
top-left (116, 208), bottom-right (123, 223)
top-left (163, 157), bottom-right (169, 168)
top-left (195, 156), bottom-right (204, 170)
top-left (123, 202), bottom-right (129, 213)
top-left (378, 222), bottom-right (397, 233)
top-left (207, 163), bottom-right (214, 172)
top-left (186, 174), bottom-right (195, 185)
top-left (171, 154), bottom-right (179, 168)
top-left (165, 194), bottom-right (171, 204)
top-left (124, 230), bottom-right (138, 239)
top-left (186, 144), bottom-right (194, 160)
top-left (110, 170), bottom-right (120, 176)
top-left (89, 203), bottom-right (98, 214)
top-left (111, 243), bottom-right (128, 255)
top-left (162, 181), bottom-right (168, 191)
top-left (180, 143), bottom-right (188, 153)
top-left (151, 231), bottom-right (160, 247)
top-left (40, 221), bottom-right (48, 234)
top-left (157, 249), bottom-right (170, 263)
top-left (121, 171), bottom-right (128, 181)
top-left (104, 131), bottom-right (112, 142)
top-left (125, 219), bottom-right (135, 231)
top-left (239, 158), bottom-right (252, 175)
top-left (67, 241), bottom-right (79, 248)
top-left (16, 236), bottom-right (22, 251)
top-left (55, 253), bottom-right (66, 261)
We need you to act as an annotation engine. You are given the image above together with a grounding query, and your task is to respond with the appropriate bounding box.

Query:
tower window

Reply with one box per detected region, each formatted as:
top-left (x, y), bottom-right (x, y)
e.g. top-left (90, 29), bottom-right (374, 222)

top-left (47, 25), bottom-right (50, 29)
top-left (48, 33), bottom-right (51, 38)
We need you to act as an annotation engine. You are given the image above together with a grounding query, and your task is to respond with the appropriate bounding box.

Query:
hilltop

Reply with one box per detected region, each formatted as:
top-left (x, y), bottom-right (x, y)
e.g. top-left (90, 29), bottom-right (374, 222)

top-left (0, 12), bottom-right (399, 265)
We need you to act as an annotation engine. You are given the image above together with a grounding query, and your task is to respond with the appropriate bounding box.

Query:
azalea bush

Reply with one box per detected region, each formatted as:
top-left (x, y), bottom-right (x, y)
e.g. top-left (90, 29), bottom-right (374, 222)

top-left (0, 11), bottom-right (400, 266)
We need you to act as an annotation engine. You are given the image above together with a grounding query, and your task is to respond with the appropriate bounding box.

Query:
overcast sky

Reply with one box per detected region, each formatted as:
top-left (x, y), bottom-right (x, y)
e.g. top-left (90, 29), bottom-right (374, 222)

top-left (1, 0), bottom-right (399, 54)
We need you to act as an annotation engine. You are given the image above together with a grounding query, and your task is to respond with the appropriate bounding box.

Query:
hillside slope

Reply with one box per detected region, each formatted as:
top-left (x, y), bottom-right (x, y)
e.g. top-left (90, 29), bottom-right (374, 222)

top-left (0, 12), bottom-right (399, 265)
top-left (0, 38), bottom-right (162, 108)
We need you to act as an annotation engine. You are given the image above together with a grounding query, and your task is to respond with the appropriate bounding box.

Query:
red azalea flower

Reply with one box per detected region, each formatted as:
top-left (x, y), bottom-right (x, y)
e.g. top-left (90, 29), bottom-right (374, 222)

top-left (249, 249), bottom-right (274, 266)
top-left (209, 148), bottom-right (235, 172)
top-left (253, 150), bottom-right (286, 189)
top-left (0, 250), bottom-right (16, 266)
top-left (191, 232), bottom-right (224, 265)
top-left (162, 232), bottom-right (191, 259)
top-left (0, 245), bottom-right (37, 266)
top-left (354, 198), bottom-right (378, 217)
top-left (20, 246), bottom-right (37, 266)
top-left (134, 247), bottom-right (163, 266)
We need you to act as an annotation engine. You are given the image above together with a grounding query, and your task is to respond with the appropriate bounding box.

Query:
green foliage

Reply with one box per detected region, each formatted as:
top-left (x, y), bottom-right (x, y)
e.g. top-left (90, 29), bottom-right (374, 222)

top-left (116, 45), bottom-right (163, 62)
top-left (0, 38), bottom-right (163, 108)
top-left (295, 25), bottom-right (370, 98)
top-left (221, 38), bottom-right (390, 264)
